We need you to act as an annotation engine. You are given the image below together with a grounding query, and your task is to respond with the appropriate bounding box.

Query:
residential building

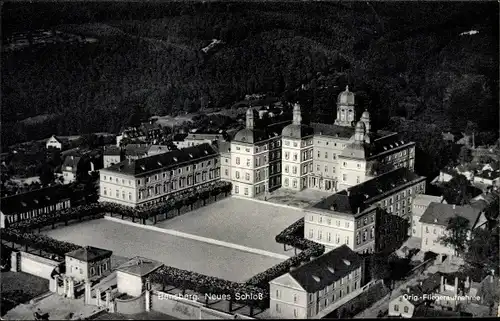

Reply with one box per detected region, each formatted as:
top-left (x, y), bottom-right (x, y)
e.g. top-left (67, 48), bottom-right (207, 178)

top-left (269, 245), bottom-right (363, 319)
top-left (173, 132), bottom-right (227, 149)
top-left (116, 121), bottom-right (165, 147)
top-left (388, 273), bottom-right (441, 318)
top-left (46, 135), bottom-right (65, 150)
top-left (124, 144), bottom-right (150, 160)
top-left (62, 155), bottom-right (82, 184)
top-left (65, 246), bottom-right (113, 282)
top-left (411, 194), bottom-right (444, 238)
top-left (304, 168), bottom-right (426, 253)
top-left (0, 185), bottom-right (72, 228)
top-left (473, 170), bottom-right (500, 187)
top-left (99, 143), bottom-right (220, 207)
top-left (419, 203), bottom-right (488, 256)
top-left (103, 146), bottom-right (123, 169)
top-left (230, 109), bottom-right (290, 197)
top-left (116, 257), bottom-right (164, 297)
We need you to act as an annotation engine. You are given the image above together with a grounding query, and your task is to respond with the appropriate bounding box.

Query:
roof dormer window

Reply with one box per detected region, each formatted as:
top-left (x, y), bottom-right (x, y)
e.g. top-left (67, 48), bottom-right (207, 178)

top-left (312, 275), bottom-right (320, 282)
top-left (189, 154), bottom-right (193, 158)
top-left (173, 157), bottom-right (178, 162)
top-left (343, 260), bottom-right (351, 266)
top-left (327, 267), bottom-right (335, 274)
top-left (140, 165), bottom-right (146, 171)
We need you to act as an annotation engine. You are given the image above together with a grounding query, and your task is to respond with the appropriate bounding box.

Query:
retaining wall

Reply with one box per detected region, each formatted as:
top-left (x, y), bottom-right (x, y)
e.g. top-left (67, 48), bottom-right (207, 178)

top-left (115, 292), bottom-right (146, 315)
top-left (11, 251), bottom-right (59, 280)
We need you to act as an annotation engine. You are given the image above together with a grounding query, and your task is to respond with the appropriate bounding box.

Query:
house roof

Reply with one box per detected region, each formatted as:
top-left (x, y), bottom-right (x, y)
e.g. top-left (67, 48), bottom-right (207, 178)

top-left (287, 245), bottom-right (363, 293)
top-left (124, 144), bottom-right (150, 157)
top-left (65, 246), bottom-right (112, 262)
top-left (103, 146), bottom-right (121, 156)
top-left (104, 143), bottom-right (217, 177)
top-left (310, 122), bottom-right (355, 139)
top-left (147, 145), bottom-right (170, 155)
top-left (116, 256), bottom-right (164, 277)
top-left (413, 194), bottom-right (443, 207)
top-left (47, 135), bottom-right (63, 143)
top-left (62, 155), bottom-right (82, 173)
top-left (172, 133), bottom-right (188, 141)
top-left (311, 168), bottom-right (425, 215)
top-left (233, 120), bottom-right (290, 144)
top-left (365, 133), bottom-right (414, 159)
top-left (475, 170), bottom-right (500, 180)
top-left (0, 185), bottom-right (72, 215)
top-left (419, 202), bottom-right (483, 229)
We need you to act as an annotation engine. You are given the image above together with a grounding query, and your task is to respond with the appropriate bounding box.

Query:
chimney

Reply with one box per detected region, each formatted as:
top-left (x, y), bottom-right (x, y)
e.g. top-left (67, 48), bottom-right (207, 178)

top-left (310, 256), bottom-right (317, 262)
top-left (347, 190), bottom-right (351, 196)
top-left (300, 260), bottom-right (308, 266)
top-left (453, 204), bottom-right (456, 209)
top-left (357, 207), bottom-right (360, 214)
top-left (289, 266), bottom-right (297, 272)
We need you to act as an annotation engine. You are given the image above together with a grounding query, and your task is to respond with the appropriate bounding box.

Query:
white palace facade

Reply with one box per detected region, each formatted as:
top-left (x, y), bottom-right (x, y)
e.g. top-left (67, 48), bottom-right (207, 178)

top-left (99, 86), bottom-right (416, 205)
top-left (227, 86), bottom-right (416, 198)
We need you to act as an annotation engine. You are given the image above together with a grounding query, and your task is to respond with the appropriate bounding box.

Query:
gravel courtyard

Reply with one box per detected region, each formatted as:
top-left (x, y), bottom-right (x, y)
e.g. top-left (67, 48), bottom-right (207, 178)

top-left (155, 197), bottom-right (305, 255)
top-left (43, 219), bottom-right (282, 282)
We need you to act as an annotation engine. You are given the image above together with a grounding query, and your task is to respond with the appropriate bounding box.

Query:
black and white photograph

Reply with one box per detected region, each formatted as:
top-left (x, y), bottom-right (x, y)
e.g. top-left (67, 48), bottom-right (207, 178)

top-left (1, 1), bottom-right (499, 319)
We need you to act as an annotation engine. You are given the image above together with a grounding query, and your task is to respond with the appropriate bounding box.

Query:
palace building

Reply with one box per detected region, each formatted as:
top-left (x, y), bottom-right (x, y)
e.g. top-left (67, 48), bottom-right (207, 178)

top-left (99, 143), bottom-right (220, 207)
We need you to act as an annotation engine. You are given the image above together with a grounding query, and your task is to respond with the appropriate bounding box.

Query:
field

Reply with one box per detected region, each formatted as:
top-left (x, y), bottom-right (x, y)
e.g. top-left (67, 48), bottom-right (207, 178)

top-left (156, 197), bottom-right (305, 255)
top-left (43, 218), bottom-right (283, 282)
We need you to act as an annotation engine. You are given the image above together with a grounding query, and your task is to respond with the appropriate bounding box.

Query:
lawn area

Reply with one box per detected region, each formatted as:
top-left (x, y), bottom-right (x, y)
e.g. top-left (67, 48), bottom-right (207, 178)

top-left (43, 219), bottom-right (283, 282)
top-left (156, 197), bottom-right (305, 255)
top-left (0, 271), bottom-right (49, 316)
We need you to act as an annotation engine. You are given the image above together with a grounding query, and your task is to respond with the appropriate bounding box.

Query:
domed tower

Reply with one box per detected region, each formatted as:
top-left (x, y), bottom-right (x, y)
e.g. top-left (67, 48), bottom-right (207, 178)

top-left (361, 109), bottom-right (371, 133)
top-left (292, 102), bottom-right (302, 125)
top-left (354, 121), bottom-right (366, 143)
top-left (246, 108), bottom-right (255, 129)
top-left (335, 85), bottom-right (356, 127)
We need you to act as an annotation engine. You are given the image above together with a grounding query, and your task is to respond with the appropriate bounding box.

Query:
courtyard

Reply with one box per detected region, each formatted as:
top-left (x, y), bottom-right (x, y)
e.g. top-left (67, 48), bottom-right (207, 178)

top-left (43, 218), bottom-right (283, 282)
top-left (155, 196), bottom-right (306, 255)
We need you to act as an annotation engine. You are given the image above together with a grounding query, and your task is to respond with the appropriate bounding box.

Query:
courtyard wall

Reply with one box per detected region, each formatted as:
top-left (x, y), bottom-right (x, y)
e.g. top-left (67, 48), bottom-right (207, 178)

top-left (10, 250), bottom-right (59, 280)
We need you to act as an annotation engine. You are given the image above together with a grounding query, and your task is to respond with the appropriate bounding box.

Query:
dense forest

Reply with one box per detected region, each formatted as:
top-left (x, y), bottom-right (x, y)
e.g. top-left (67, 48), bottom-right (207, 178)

top-left (2, 1), bottom-right (498, 151)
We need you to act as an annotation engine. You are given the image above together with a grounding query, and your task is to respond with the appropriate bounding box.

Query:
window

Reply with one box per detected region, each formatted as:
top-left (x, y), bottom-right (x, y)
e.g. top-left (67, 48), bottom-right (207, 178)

top-left (425, 227), bottom-right (429, 233)
top-left (317, 165), bottom-right (320, 171)
top-left (327, 218), bottom-right (331, 225)
top-left (293, 309), bottom-right (298, 318)
top-left (103, 187), bottom-right (107, 196)
top-left (325, 152), bottom-right (328, 159)
top-left (370, 226), bottom-right (374, 238)
top-left (333, 153), bottom-right (336, 160)
top-left (284, 178), bottom-right (289, 187)
top-left (343, 174), bottom-right (347, 181)
top-left (244, 188), bottom-right (249, 196)
top-left (285, 152), bottom-right (290, 160)
top-left (394, 305), bottom-right (399, 312)
top-left (245, 173), bottom-right (250, 180)
top-left (318, 230), bottom-right (322, 240)
top-left (293, 180), bottom-right (297, 188)
top-left (345, 222), bottom-right (349, 228)
top-left (309, 229), bottom-right (314, 238)
top-left (327, 233), bottom-right (331, 242)
top-left (236, 157), bottom-right (240, 165)
top-left (236, 171), bottom-right (240, 179)
top-left (404, 306), bottom-right (409, 313)
top-left (275, 303), bottom-right (281, 313)
top-left (356, 176), bottom-right (360, 184)
top-left (356, 232), bottom-right (360, 245)
top-left (235, 186), bottom-right (239, 194)
top-left (247, 159), bottom-right (250, 167)
top-left (293, 167), bottom-right (297, 174)
top-left (317, 151), bottom-right (320, 158)
top-left (319, 217), bottom-right (323, 223)
top-left (325, 165), bottom-right (328, 173)
top-left (433, 229), bottom-right (436, 234)
top-left (293, 294), bottom-right (298, 303)
top-left (225, 169), bottom-right (229, 176)
top-left (276, 290), bottom-right (280, 299)
top-left (285, 165), bottom-right (289, 173)
top-left (343, 162), bottom-right (347, 166)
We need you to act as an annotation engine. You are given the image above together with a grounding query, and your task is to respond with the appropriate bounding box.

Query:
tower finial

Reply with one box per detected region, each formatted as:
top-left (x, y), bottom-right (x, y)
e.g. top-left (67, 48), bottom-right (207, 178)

top-left (346, 85), bottom-right (349, 92)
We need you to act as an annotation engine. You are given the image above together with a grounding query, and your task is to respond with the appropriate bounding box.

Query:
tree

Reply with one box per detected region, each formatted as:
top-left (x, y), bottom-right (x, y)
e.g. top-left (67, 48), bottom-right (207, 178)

top-left (464, 228), bottom-right (499, 275)
top-left (442, 174), bottom-right (472, 205)
top-left (439, 215), bottom-right (470, 256)
top-left (37, 163), bottom-right (55, 186)
top-left (370, 253), bottom-right (391, 282)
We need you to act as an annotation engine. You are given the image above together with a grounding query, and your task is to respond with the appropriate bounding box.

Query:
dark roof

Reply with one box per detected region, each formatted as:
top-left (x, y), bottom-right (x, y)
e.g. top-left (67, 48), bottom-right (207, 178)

top-left (232, 120), bottom-right (290, 144)
top-left (365, 133), bottom-right (414, 159)
top-left (214, 141), bottom-right (231, 154)
top-left (419, 203), bottom-right (483, 229)
top-left (104, 143), bottom-right (217, 177)
top-left (186, 133), bottom-right (225, 141)
top-left (124, 144), bottom-right (150, 157)
top-left (172, 133), bottom-right (188, 141)
top-left (62, 156), bottom-right (82, 172)
top-left (282, 124), bottom-right (314, 139)
top-left (289, 245), bottom-right (362, 293)
top-left (0, 185), bottom-right (72, 215)
top-left (116, 256), bottom-right (163, 277)
top-left (103, 146), bottom-right (121, 156)
top-left (475, 170), bottom-right (500, 180)
top-left (311, 123), bottom-right (355, 139)
top-left (66, 246), bottom-right (112, 262)
top-left (311, 168), bottom-right (425, 214)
